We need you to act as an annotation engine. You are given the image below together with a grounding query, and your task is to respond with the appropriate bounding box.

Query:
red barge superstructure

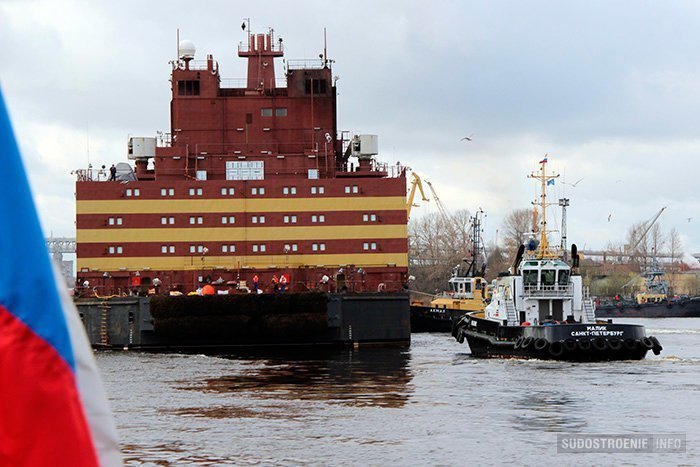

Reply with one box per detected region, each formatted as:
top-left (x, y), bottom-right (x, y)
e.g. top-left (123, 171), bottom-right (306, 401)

top-left (75, 28), bottom-right (408, 296)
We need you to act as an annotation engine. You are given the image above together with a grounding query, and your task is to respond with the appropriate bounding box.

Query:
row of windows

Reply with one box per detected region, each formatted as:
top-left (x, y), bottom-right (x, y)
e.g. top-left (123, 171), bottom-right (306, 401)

top-left (111, 212), bottom-right (376, 227)
top-left (124, 185), bottom-right (367, 198)
top-left (261, 108), bottom-right (287, 117)
top-left (106, 242), bottom-right (382, 255)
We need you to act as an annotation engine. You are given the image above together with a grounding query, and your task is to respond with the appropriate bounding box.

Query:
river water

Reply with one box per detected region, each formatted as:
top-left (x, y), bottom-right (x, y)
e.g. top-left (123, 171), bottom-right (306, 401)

top-left (98, 318), bottom-right (699, 466)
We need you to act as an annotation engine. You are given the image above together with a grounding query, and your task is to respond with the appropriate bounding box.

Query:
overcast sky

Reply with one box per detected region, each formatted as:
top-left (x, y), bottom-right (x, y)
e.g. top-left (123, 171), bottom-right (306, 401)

top-left (2, 0), bottom-right (699, 256)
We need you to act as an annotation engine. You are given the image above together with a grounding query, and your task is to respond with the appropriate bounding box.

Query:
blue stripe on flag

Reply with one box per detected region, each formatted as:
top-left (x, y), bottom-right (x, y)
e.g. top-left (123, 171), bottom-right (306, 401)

top-left (0, 86), bottom-right (75, 371)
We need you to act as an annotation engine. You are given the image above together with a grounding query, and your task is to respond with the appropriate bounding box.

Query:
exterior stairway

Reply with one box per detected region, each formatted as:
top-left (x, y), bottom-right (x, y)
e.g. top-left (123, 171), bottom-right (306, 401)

top-left (505, 298), bottom-right (518, 325)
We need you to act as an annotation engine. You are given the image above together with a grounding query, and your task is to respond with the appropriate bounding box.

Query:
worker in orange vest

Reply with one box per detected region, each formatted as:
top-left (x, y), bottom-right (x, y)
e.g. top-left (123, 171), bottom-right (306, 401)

top-left (280, 273), bottom-right (288, 293)
top-left (252, 274), bottom-right (259, 293)
top-left (272, 274), bottom-right (279, 293)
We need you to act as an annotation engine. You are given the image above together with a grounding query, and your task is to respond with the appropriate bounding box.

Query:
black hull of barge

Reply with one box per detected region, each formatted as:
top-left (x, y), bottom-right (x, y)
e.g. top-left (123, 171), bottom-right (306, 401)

top-left (453, 313), bottom-right (661, 362)
top-left (75, 292), bottom-right (410, 351)
top-left (410, 305), bottom-right (462, 333)
top-left (595, 299), bottom-right (700, 318)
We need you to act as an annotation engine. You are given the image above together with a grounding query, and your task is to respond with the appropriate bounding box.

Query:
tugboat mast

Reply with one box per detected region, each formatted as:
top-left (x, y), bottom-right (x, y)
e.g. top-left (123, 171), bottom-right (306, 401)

top-left (528, 156), bottom-right (559, 259)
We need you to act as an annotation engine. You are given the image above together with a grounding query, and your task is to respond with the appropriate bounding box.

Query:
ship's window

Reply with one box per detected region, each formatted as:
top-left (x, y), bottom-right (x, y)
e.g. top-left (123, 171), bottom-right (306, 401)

top-left (465, 282), bottom-right (472, 293)
top-left (108, 246), bottom-right (115, 254)
top-left (352, 186), bottom-right (359, 194)
top-left (190, 245), bottom-right (196, 253)
top-left (197, 245), bottom-right (204, 253)
top-left (291, 215), bottom-right (297, 223)
top-left (260, 244), bottom-right (266, 252)
top-left (221, 216), bottom-right (228, 224)
top-left (133, 189), bottom-right (140, 196)
top-left (312, 244), bottom-right (318, 252)
top-left (222, 245), bottom-right (228, 253)
top-left (230, 244), bottom-right (236, 252)
top-left (319, 186), bottom-right (325, 194)
top-left (189, 217), bottom-right (195, 225)
top-left (117, 218), bottom-right (123, 225)
top-left (319, 215), bottom-right (325, 223)
top-left (197, 188), bottom-right (203, 195)
top-left (197, 217), bottom-right (203, 225)
top-left (284, 216), bottom-right (289, 223)
top-left (169, 188), bottom-right (174, 196)
top-left (523, 270), bottom-right (538, 286)
top-left (371, 242), bottom-right (377, 251)
top-left (312, 215), bottom-right (317, 223)
top-left (178, 80), bottom-right (200, 96)
top-left (305, 79), bottom-right (327, 94)
top-left (344, 186), bottom-right (350, 194)
top-left (558, 270), bottom-right (570, 286)
top-left (275, 108), bottom-right (287, 117)
top-left (220, 188), bottom-right (226, 195)
top-left (125, 189), bottom-right (132, 197)
top-left (261, 108), bottom-right (273, 117)
top-left (363, 243), bottom-right (369, 251)
top-left (363, 214), bottom-right (369, 222)
top-left (320, 243), bottom-right (326, 251)
top-left (253, 245), bottom-right (258, 253)
top-left (169, 217), bottom-right (175, 225)
top-left (228, 216), bottom-right (235, 224)
top-left (229, 188), bottom-right (235, 195)
top-left (116, 246), bottom-right (123, 254)
top-left (292, 244), bottom-right (298, 252)
top-left (283, 187), bottom-right (289, 195)
top-left (541, 269), bottom-right (556, 286)
top-left (161, 217), bottom-right (167, 225)
top-left (189, 188), bottom-right (195, 196)
top-left (161, 245), bottom-right (168, 254)
top-left (259, 216), bottom-right (265, 224)
top-left (108, 217), bottom-right (115, 225)
top-left (252, 188), bottom-right (257, 195)
top-left (169, 245), bottom-right (175, 253)
top-left (311, 187), bottom-right (317, 194)
top-left (259, 187), bottom-right (265, 195)
top-left (370, 214), bottom-right (376, 222)
top-left (161, 188), bottom-right (167, 196)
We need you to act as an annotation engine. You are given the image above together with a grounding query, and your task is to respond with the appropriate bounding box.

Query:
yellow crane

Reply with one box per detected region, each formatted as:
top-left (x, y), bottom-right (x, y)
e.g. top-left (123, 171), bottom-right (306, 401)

top-left (406, 172), bottom-right (429, 219)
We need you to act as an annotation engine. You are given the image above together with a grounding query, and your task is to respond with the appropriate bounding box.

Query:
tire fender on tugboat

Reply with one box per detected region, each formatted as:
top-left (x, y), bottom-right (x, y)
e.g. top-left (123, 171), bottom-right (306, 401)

top-left (534, 338), bottom-right (548, 351)
top-left (521, 336), bottom-right (534, 349)
top-left (549, 341), bottom-right (565, 357)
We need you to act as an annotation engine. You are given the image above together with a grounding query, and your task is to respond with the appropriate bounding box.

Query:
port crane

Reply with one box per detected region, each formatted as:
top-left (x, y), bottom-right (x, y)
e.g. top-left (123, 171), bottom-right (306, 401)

top-left (406, 172), bottom-right (429, 219)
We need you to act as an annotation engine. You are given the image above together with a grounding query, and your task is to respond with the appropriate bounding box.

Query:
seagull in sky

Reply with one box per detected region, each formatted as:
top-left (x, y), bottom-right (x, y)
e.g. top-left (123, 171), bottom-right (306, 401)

top-left (460, 134), bottom-right (473, 142)
top-left (608, 213), bottom-right (612, 222)
top-left (688, 217), bottom-right (693, 223)
top-left (562, 177), bottom-right (584, 187)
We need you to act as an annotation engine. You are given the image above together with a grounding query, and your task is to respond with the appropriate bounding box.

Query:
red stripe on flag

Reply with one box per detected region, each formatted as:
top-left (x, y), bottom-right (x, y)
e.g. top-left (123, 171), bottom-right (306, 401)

top-left (0, 306), bottom-right (99, 467)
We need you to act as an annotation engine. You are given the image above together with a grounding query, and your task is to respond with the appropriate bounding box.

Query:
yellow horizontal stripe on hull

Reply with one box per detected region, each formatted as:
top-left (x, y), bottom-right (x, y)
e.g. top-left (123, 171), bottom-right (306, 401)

top-left (76, 196), bottom-right (408, 215)
top-left (77, 225), bottom-right (408, 243)
top-left (77, 253), bottom-right (408, 271)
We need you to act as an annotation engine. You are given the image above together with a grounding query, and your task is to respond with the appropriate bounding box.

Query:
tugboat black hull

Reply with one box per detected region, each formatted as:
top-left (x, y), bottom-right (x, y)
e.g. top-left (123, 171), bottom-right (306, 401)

top-left (410, 305), bottom-right (461, 332)
top-left (595, 299), bottom-right (700, 318)
top-left (453, 313), bottom-right (662, 362)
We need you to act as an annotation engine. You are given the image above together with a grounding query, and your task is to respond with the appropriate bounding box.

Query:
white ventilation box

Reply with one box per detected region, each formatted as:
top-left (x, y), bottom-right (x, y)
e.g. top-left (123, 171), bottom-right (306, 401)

top-left (128, 137), bottom-right (156, 160)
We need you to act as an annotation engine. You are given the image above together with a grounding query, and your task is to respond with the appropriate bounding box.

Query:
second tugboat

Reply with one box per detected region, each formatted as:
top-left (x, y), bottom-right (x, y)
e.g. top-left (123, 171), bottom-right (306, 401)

top-left (452, 158), bottom-right (662, 361)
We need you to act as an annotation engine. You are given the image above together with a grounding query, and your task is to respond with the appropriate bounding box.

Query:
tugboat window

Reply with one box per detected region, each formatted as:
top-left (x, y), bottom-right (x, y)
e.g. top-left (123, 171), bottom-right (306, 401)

top-left (523, 270), bottom-right (538, 286)
top-left (542, 269), bottom-right (556, 286)
top-left (558, 270), bottom-right (570, 285)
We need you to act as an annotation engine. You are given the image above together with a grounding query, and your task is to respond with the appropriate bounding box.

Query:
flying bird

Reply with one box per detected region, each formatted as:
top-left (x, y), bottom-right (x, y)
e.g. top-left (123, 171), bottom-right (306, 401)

top-left (608, 213), bottom-right (612, 222)
top-left (562, 177), bottom-right (584, 187)
top-left (460, 134), bottom-right (473, 142)
top-left (688, 217), bottom-right (693, 223)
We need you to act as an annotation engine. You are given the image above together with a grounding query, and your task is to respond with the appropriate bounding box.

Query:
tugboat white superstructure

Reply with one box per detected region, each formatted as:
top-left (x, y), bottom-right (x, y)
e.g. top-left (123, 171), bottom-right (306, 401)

top-left (452, 158), bottom-right (662, 361)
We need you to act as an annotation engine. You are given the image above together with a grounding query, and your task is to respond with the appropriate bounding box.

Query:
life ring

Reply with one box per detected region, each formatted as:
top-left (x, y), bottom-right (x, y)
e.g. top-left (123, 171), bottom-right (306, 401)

top-left (578, 338), bottom-right (591, 351)
top-left (521, 336), bottom-right (534, 349)
top-left (592, 337), bottom-right (608, 351)
top-left (608, 337), bottom-right (622, 351)
top-left (640, 337), bottom-right (654, 349)
top-left (564, 339), bottom-right (577, 352)
top-left (534, 338), bottom-right (549, 351)
top-left (623, 338), bottom-right (638, 350)
top-left (549, 341), bottom-right (565, 357)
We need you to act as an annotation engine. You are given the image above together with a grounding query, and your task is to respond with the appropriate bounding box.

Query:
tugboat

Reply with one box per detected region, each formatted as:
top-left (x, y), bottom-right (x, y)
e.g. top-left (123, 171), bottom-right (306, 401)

top-left (410, 210), bottom-right (489, 332)
top-left (595, 261), bottom-right (700, 318)
top-left (451, 158), bottom-right (662, 361)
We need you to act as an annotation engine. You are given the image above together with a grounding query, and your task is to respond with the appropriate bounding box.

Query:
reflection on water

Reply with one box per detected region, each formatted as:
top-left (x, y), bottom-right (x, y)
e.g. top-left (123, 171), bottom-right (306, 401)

top-left (99, 319), bottom-right (700, 465)
top-left (178, 347), bottom-right (413, 410)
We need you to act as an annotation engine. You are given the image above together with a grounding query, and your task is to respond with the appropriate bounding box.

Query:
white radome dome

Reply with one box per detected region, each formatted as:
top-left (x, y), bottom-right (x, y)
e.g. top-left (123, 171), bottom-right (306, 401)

top-left (179, 40), bottom-right (196, 60)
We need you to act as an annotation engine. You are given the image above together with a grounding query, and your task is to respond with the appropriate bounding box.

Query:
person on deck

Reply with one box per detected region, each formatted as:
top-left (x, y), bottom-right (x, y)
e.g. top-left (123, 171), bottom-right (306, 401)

top-left (272, 274), bottom-right (279, 293)
top-left (109, 164), bottom-right (117, 181)
top-left (280, 273), bottom-right (288, 293)
top-left (252, 274), bottom-right (259, 293)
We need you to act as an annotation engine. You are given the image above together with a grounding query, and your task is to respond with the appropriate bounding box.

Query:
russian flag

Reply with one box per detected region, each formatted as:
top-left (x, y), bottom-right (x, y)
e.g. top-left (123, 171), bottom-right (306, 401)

top-left (0, 88), bottom-right (121, 466)
top-left (539, 154), bottom-right (548, 164)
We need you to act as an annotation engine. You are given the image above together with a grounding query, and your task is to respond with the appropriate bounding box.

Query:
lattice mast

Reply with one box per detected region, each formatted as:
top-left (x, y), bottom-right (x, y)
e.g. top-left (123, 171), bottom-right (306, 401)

top-left (528, 156), bottom-right (559, 259)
